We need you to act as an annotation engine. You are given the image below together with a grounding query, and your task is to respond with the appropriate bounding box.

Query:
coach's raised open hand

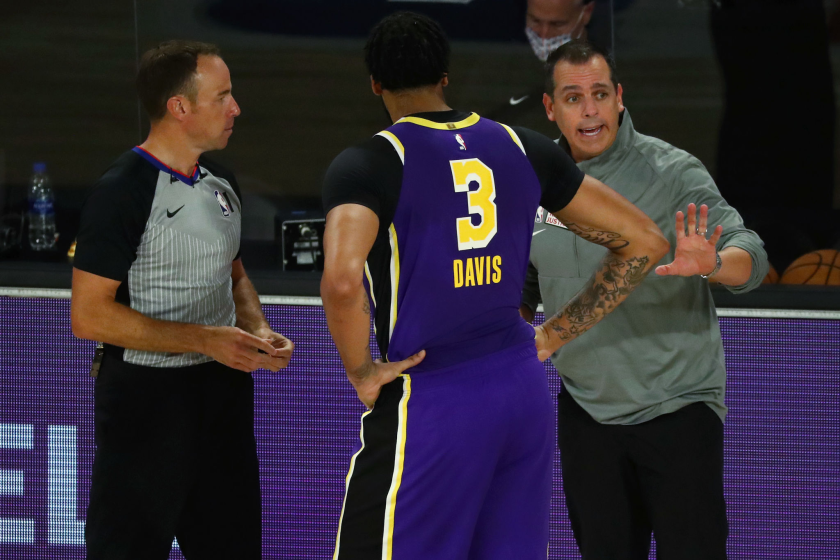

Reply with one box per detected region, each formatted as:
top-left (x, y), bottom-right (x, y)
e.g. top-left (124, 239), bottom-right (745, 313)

top-left (655, 203), bottom-right (755, 286)
top-left (655, 203), bottom-right (722, 278)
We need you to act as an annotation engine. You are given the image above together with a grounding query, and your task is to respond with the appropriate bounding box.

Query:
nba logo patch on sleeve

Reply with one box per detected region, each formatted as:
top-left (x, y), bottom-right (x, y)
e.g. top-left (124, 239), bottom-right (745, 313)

top-left (535, 207), bottom-right (544, 223)
top-left (214, 190), bottom-right (231, 217)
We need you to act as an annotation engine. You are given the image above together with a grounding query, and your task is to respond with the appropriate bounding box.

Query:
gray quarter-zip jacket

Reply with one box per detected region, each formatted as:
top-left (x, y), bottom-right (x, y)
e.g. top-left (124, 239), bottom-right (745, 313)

top-left (523, 109), bottom-right (769, 425)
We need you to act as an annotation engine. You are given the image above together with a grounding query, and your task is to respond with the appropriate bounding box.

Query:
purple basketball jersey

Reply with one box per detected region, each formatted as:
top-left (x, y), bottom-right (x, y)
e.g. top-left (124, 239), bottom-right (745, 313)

top-left (368, 114), bottom-right (541, 371)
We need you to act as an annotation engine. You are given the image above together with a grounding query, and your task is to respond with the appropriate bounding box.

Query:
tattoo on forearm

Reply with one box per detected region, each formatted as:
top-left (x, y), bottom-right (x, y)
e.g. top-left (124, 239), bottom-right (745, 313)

top-left (564, 223), bottom-right (630, 250)
top-left (546, 254), bottom-right (650, 342)
top-left (347, 353), bottom-right (375, 385)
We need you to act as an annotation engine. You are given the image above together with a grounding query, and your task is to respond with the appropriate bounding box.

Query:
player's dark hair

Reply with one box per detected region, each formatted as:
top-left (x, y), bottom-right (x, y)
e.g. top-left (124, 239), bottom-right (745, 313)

top-left (364, 11), bottom-right (450, 92)
top-left (544, 40), bottom-right (618, 97)
top-left (136, 40), bottom-right (222, 121)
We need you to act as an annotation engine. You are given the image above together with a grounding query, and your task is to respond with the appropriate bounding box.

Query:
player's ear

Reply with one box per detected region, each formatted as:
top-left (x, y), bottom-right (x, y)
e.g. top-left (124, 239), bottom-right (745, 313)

top-left (616, 83), bottom-right (624, 112)
top-left (440, 74), bottom-right (449, 87)
top-left (370, 77), bottom-right (383, 96)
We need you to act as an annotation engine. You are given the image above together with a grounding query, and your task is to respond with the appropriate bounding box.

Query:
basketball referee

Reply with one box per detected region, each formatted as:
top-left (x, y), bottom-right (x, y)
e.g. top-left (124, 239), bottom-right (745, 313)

top-left (71, 41), bottom-right (293, 559)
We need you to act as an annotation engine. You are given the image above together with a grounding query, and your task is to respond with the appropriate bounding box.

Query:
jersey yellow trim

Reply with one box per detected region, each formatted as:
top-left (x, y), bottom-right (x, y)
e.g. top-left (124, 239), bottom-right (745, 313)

top-left (387, 223), bottom-right (400, 358)
top-left (382, 374), bottom-right (411, 560)
top-left (396, 112), bottom-right (481, 130)
top-left (333, 409), bottom-right (373, 560)
top-left (500, 123), bottom-right (526, 155)
top-left (376, 131), bottom-right (405, 164)
top-left (364, 262), bottom-right (377, 336)
top-left (364, 262), bottom-right (377, 308)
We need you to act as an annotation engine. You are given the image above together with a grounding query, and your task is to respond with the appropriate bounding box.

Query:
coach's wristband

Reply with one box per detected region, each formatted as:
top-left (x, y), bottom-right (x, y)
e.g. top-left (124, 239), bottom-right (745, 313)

top-left (700, 252), bottom-right (722, 279)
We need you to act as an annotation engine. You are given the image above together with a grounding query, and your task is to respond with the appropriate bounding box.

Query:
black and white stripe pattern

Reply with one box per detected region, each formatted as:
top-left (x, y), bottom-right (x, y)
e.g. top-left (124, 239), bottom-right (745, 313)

top-left (124, 171), bottom-right (240, 367)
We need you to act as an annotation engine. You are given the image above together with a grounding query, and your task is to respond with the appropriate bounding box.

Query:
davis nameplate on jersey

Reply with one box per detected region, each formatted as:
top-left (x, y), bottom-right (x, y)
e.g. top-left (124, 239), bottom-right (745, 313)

top-left (536, 206), bottom-right (567, 229)
top-left (215, 190), bottom-right (231, 217)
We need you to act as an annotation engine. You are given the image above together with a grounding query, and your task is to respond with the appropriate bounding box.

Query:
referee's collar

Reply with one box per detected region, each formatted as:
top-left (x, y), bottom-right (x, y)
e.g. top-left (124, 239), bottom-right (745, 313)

top-left (133, 146), bottom-right (201, 186)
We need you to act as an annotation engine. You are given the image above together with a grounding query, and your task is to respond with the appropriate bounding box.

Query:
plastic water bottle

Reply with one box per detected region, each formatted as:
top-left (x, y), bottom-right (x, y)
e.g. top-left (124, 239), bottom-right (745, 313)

top-left (28, 162), bottom-right (57, 251)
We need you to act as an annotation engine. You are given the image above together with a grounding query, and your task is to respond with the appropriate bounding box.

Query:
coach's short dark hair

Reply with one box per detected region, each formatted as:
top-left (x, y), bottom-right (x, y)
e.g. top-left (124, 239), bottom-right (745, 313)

top-left (364, 11), bottom-right (450, 92)
top-left (136, 40), bottom-right (221, 121)
top-left (544, 40), bottom-right (619, 97)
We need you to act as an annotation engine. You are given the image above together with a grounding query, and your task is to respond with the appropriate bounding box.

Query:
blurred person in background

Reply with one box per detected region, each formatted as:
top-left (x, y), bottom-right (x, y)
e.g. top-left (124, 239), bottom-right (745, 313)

top-left (72, 40), bottom-right (293, 559)
top-left (525, 0), bottom-right (595, 62)
top-left (486, 0), bottom-right (597, 136)
top-left (711, 0), bottom-right (837, 271)
top-left (521, 40), bottom-right (769, 560)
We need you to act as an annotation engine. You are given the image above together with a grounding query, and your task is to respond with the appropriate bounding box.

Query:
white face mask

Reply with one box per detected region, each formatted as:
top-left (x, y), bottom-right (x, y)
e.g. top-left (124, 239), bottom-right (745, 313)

top-left (525, 8), bottom-right (586, 62)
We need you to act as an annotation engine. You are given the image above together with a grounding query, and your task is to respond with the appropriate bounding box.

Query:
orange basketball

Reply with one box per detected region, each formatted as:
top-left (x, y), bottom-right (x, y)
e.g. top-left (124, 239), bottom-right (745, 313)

top-left (762, 263), bottom-right (779, 284)
top-left (780, 249), bottom-right (840, 285)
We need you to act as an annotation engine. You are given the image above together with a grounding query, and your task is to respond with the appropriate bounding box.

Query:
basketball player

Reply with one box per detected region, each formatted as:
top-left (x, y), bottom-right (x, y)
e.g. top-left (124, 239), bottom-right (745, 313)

top-left (321, 12), bottom-right (669, 559)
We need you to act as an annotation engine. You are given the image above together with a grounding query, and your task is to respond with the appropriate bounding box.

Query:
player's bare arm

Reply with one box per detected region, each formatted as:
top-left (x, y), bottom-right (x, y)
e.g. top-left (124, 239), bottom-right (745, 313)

top-left (71, 267), bottom-right (284, 372)
top-left (535, 174), bottom-right (669, 360)
top-left (655, 203), bottom-right (753, 286)
top-left (231, 258), bottom-right (294, 369)
top-left (321, 203), bottom-right (425, 408)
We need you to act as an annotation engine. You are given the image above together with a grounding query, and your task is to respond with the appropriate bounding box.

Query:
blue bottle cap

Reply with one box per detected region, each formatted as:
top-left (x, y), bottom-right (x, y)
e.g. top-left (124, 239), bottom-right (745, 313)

top-left (33, 162), bottom-right (47, 173)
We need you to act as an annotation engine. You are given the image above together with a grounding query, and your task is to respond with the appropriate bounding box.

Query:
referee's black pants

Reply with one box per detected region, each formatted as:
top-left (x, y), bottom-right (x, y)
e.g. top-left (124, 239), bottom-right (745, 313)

top-left (85, 355), bottom-right (261, 560)
top-left (558, 389), bottom-right (728, 560)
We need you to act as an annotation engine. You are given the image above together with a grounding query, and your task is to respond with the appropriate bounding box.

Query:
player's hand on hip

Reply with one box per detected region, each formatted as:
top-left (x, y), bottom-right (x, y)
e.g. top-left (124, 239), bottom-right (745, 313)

top-left (204, 326), bottom-right (285, 373)
top-left (655, 203), bottom-right (723, 277)
top-left (352, 350), bottom-right (426, 409)
top-left (534, 325), bottom-right (553, 362)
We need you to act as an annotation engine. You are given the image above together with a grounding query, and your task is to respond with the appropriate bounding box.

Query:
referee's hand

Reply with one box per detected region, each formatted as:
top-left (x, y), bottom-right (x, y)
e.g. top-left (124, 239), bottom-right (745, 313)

top-left (204, 326), bottom-right (289, 373)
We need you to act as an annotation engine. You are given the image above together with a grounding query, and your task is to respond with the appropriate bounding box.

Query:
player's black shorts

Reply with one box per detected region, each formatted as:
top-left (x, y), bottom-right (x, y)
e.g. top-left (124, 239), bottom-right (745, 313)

top-left (85, 354), bottom-right (260, 560)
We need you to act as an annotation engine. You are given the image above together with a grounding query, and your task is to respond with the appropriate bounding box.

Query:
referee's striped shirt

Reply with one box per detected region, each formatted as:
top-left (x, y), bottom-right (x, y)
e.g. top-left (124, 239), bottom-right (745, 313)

top-left (74, 147), bottom-right (242, 367)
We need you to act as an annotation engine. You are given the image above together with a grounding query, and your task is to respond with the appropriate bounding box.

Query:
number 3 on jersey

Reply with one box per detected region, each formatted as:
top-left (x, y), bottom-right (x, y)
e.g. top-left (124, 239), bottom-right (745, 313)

top-left (451, 159), bottom-right (497, 251)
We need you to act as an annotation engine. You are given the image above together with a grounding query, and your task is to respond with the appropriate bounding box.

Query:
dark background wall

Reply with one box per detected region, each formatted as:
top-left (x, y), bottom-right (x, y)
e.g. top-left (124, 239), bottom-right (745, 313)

top-left (1, 0), bottom-right (838, 208)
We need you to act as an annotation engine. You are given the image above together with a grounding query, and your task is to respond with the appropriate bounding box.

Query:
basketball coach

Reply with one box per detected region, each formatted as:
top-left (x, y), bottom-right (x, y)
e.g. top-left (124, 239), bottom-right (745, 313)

top-left (521, 41), bottom-right (769, 560)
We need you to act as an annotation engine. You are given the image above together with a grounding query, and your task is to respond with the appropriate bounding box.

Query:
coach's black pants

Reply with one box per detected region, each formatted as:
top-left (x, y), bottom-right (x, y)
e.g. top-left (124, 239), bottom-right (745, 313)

top-left (85, 355), bottom-right (261, 560)
top-left (558, 390), bottom-right (728, 560)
